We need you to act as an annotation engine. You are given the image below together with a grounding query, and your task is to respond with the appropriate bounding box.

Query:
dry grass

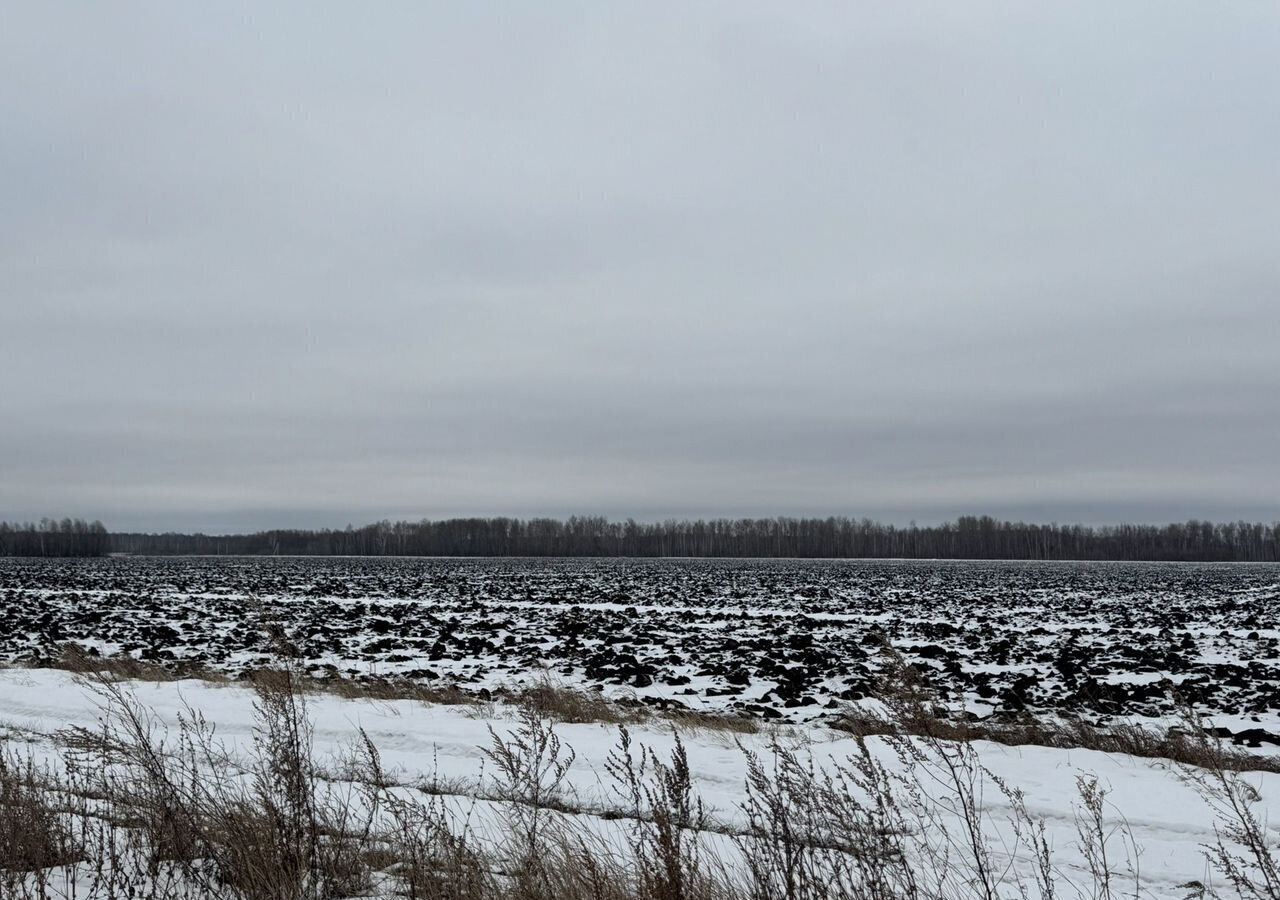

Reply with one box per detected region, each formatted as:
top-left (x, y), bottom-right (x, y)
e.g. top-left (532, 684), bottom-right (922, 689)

top-left (15, 647), bottom-right (761, 736)
top-left (292, 670), bottom-right (477, 707)
top-left (831, 655), bottom-right (1280, 775)
top-left (15, 644), bottom-right (1271, 761)
top-left (495, 676), bottom-right (760, 734)
top-left (664, 707), bottom-right (761, 736)
top-left (48, 663), bottom-right (379, 900)
top-left (833, 705), bottom-right (1280, 773)
top-left (48, 643), bottom-right (226, 684)
top-left (2, 659), bottom-right (1278, 900)
top-left (503, 677), bottom-right (642, 725)
top-left (0, 750), bottom-right (83, 897)
top-left (3, 642), bottom-right (1279, 899)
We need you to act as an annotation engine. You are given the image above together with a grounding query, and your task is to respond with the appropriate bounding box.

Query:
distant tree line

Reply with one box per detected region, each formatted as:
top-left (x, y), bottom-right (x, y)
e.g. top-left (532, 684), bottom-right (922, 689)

top-left (0, 518), bottom-right (110, 557)
top-left (107, 515), bottom-right (1280, 562)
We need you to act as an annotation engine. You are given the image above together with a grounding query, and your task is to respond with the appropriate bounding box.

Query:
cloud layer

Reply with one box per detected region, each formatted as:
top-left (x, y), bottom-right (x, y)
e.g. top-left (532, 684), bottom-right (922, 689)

top-left (3, 3), bottom-right (1278, 531)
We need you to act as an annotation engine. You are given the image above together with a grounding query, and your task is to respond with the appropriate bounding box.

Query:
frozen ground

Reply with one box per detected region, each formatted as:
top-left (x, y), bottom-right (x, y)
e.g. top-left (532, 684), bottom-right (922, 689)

top-left (0, 667), bottom-right (1277, 899)
top-left (1, 557), bottom-right (1278, 740)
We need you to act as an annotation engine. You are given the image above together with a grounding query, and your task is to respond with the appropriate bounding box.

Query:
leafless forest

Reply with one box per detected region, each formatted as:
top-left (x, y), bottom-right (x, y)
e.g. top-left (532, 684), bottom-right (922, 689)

top-left (6, 515), bottom-right (1279, 561)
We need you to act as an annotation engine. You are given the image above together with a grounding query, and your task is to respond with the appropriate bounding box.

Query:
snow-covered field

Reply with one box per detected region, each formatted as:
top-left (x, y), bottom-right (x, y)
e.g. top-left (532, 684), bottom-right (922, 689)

top-left (2, 558), bottom-right (1280, 897)
top-left (0, 667), bottom-right (1277, 899)
top-left (1, 557), bottom-right (1278, 740)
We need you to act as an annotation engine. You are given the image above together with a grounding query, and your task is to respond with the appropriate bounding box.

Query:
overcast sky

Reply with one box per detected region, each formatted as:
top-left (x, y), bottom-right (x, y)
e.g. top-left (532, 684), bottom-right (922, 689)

top-left (2, 3), bottom-right (1278, 533)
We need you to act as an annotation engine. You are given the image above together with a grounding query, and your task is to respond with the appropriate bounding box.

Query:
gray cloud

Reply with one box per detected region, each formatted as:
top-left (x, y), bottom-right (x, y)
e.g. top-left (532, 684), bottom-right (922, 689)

top-left (2, 2), bottom-right (1278, 532)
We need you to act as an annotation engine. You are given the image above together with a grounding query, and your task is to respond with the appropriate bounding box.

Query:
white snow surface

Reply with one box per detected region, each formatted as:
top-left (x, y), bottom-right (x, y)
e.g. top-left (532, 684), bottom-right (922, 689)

top-left (1, 668), bottom-right (1277, 899)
